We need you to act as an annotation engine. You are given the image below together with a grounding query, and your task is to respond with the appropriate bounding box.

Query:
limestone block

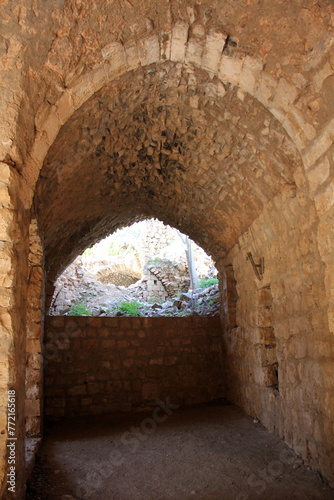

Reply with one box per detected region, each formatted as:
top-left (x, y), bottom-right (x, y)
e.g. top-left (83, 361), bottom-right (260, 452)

top-left (324, 262), bottom-right (334, 301)
top-left (68, 385), bottom-right (86, 396)
top-left (89, 65), bottom-right (108, 94)
top-left (26, 368), bottom-right (42, 389)
top-left (69, 73), bottom-right (95, 110)
top-left (39, 108), bottom-right (62, 146)
top-left (26, 339), bottom-right (42, 354)
top-left (102, 42), bottom-right (124, 62)
top-left (26, 416), bottom-right (41, 437)
top-left (307, 158), bottom-right (330, 194)
top-left (27, 323), bottom-right (42, 340)
top-left (202, 30), bottom-right (227, 74)
top-left (82, 339), bottom-right (98, 349)
top-left (25, 399), bottom-right (41, 417)
top-left (26, 352), bottom-right (42, 371)
top-left (29, 265), bottom-right (43, 285)
top-left (0, 311), bottom-right (12, 334)
top-left (150, 357), bottom-right (163, 365)
top-left (302, 118), bottom-right (334, 169)
top-left (170, 22), bottom-right (189, 63)
top-left (218, 55), bottom-right (243, 85)
top-left (124, 40), bottom-right (140, 69)
top-left (55, 91), bottom-right (75, 126)
top-left (273, 78), bottom-right (299, 111)
top-left (259, 327), bottom-right (276, 345)
top-left (50, 317), bottom-right (64, 328)
top-left (0, 162), bottom-right (12, 185)
top-left (0, 249), bottom-right (13, 274)
top-left (30, 131), bottom-right (49, 165)
top-left (314, 183), bottom-right (334, 216)
top-left (281, 112), bottom-right (308, 151)
top-left (0, 184), bottom-right (12, 210)
top-left (0, 287), bottom-right (12, 308)
top-left (185, 37), bottom-right (204, 67)
top-left (26, 382), bottom-right (40, 400)
top-left (138, 35), bottom-right (160, 66)
top-left (289, 339), bottom-right (307, 359)
top-left (0, 360), bottom-right (9, 384)
top-left (239, 56), bottom-right (263, 95)
top-left (142, 382), bottom-right (158, 399)
top-left (101, 339), bottom-right (115, 348)
top-left (254, 73), bottom-right (278, 106)
top-left (86, 382), bottom-right (100, 395)
top-left (0, 274), bottom-right (12, 288)
top-left (81, 397), bottom-right (93, 406)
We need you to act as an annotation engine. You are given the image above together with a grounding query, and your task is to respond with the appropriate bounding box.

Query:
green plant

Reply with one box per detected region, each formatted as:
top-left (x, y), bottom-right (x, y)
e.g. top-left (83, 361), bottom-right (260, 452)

top-left (107, 241), bottom-right (125, 256)
top-left (69, 302), bottom-right (93, 316)
top-left (177, 311), bottom-right (187, 317)
top-left (105, 307), bottom-right (116, 314)
top-left (199, 277), bottom-right (218, 288)
top-left (208, 299), bottom-right (215, 306)
top-left (118, 300), bottom-right (143, 317)
top-left (83, 247), bottom-right (94, 257)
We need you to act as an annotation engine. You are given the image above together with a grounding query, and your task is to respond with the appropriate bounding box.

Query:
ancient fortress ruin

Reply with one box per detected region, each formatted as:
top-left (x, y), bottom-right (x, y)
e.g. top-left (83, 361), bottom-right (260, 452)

top-left (0, 0), bottom-right (334, 497)
top-left (50, 219), bottom-right (217, 314)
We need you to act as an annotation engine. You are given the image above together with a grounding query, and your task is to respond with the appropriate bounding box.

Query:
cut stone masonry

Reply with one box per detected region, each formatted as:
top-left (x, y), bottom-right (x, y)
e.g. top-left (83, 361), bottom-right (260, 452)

top-left (0, 1), bottom-right (333, 497)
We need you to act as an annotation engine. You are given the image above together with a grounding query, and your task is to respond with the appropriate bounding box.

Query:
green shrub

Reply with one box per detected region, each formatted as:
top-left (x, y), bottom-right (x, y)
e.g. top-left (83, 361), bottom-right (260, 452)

top-left (69, 302), bottom-right (93, 316)
top-left (107, 241), bottom-right (124, 256)
top-left (118, 300), bottom-right (143, 317)
top-left (105, 307), bottom-right (116, 314)
top-left (199, 277), bottom-right (219, 288)
top-left (83, 247), bottom-right (94, 257)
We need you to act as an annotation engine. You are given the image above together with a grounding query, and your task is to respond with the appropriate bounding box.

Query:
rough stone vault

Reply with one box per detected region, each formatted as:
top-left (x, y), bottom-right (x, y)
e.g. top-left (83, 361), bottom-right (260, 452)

top-left (0, 0), bottom-right (334, 497)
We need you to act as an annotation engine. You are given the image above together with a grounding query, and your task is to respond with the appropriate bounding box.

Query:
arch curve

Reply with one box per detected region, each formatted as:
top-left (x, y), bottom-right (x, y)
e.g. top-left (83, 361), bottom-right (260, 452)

top-left (36, 61), bottom-right (303, 281)
top-left (25, 24), bottom-right (326, 200)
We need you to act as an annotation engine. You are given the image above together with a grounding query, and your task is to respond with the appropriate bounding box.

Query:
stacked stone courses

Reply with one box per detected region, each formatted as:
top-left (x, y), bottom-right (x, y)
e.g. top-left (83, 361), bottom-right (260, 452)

top-left (44, 316), bottom-right (224, 418)
top-left (0, 1), bottom-right (333, 496)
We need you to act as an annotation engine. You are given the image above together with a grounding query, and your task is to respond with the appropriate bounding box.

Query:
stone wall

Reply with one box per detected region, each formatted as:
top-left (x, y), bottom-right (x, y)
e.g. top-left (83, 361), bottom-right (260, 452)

top-left (44, 316), bottom-right (224, 418)
top-left (49, 218), bottom-right (214, 312)
top-left (220, 174), bottom-right (334, 484)
top-left (134, 261), bottom-right (190, 302)
top-left (25, 220), bottom-right (45, 438)
top-left (0, 163), bottom-right (32, 500)
top-left (0, 0), bottom-right (333, 495)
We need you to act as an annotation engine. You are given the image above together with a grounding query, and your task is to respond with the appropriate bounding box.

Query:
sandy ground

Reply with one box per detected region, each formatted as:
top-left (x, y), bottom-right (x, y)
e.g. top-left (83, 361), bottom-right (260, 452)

top-left (26, 403), bottom-right (334, 500)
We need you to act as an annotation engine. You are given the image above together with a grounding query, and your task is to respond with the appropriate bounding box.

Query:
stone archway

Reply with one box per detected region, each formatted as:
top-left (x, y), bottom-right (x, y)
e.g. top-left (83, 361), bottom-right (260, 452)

top-left (0, 2), bottom-right (333, 497)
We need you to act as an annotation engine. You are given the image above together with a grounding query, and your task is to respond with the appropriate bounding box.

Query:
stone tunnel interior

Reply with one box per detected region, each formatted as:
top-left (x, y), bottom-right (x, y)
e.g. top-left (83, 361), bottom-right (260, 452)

top-left (0, 0), bottom-right (334, 498)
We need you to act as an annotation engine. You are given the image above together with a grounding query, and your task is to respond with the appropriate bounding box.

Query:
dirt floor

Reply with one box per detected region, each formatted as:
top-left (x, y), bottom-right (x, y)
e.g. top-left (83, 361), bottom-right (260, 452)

top-left (26, 403), bottom-right (334, 500)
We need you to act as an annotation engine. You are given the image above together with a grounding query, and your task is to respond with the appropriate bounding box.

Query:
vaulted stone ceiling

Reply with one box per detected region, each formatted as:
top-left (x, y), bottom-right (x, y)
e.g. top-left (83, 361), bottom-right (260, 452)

top-left (36, 62), bottom-right (301, 279)
top-left (2, 0), bottom-right (328, 279)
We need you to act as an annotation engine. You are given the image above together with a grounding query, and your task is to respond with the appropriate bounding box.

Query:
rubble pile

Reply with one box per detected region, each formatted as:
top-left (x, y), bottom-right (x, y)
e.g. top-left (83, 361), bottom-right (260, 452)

top-left (72, 283), bottom-right (220, 318)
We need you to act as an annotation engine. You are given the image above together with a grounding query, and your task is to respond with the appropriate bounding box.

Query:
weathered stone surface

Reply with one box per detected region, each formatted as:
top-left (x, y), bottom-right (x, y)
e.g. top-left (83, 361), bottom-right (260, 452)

top-left (44, 316), bottom-right (224, 417)
top-left (0, 0), bottom-right (333, 495)
top-left (36, 62), bottom-right (302, 281)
